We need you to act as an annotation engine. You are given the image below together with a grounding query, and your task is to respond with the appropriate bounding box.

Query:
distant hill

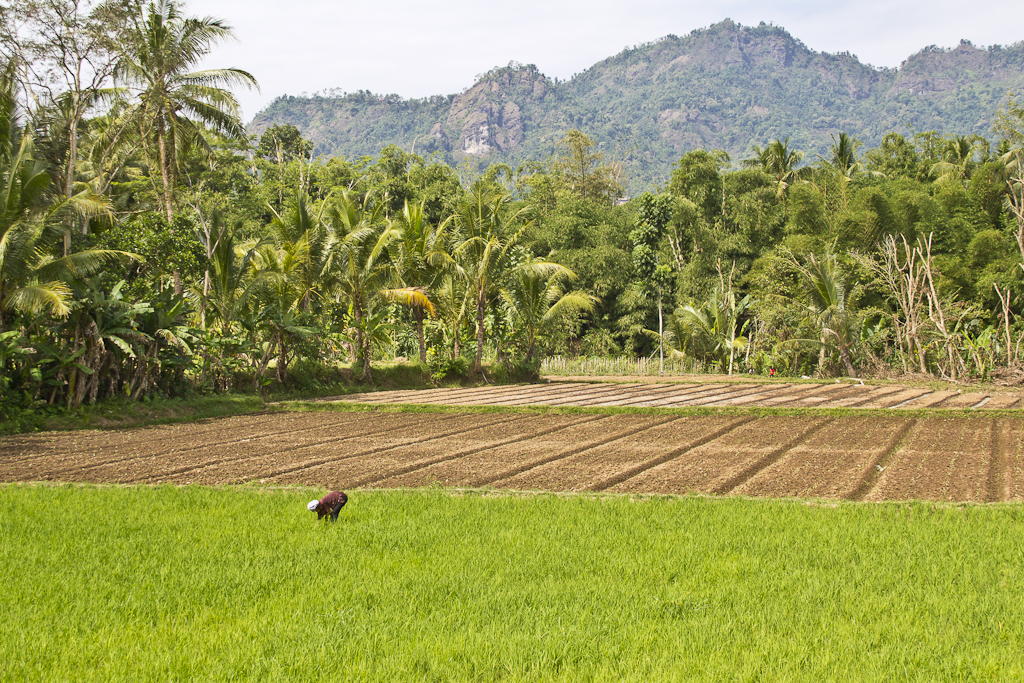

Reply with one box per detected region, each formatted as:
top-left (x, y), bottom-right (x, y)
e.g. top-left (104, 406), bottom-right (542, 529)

top-left (248, 19), bottom-right (1024, 192)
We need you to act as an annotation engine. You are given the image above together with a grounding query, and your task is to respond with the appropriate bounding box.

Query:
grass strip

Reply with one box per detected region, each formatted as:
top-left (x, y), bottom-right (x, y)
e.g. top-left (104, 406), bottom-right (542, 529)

top-left (17, 395), bottom-right (275, 434)
top-left (2, 485), bottom-right (1022, 681)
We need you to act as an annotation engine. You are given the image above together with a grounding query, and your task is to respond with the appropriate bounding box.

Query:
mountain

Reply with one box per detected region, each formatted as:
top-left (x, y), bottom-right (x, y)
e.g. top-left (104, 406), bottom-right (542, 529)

top-left (248, 19), bottom-right (1024, 191)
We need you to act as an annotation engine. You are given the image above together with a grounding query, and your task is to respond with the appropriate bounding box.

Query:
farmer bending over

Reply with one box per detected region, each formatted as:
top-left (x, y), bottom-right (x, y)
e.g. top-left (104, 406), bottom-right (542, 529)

top-left (307, 491), bottom-right (348, 522)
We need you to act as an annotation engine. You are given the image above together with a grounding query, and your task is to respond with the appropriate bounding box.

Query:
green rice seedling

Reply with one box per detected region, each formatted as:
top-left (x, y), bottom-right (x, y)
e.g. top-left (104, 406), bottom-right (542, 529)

top-left (1, 485), bottom-right (1022, 681)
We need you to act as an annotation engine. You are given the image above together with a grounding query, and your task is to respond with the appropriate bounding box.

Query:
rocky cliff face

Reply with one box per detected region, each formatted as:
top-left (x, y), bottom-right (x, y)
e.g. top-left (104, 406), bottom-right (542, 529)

top-left (435, 64), bottom-right (550, 158)
top-left (249, 20), bottom-right (1024, 191)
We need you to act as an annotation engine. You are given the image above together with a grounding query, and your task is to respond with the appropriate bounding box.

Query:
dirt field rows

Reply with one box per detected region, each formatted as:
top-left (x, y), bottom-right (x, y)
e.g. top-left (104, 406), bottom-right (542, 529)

top-left (330, 379), bottom-right (1024, 410)
top-left (4, 406), bottom-right (1023, 502)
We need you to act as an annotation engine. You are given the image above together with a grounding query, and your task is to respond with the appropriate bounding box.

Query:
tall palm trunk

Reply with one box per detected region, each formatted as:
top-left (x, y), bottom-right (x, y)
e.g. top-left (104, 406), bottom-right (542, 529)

top-left (354, 299), bottom-right (372, 383)
top-left (475, 290), bottom-right (486, 375)
top-left (155, 117), bottom-right (181, 294)
top-left (62, 116), bottom-right (80, 257)
top-left (156, 117), bottom-right (174, 223)
top-left (415, 306), bottom-right (426, 364)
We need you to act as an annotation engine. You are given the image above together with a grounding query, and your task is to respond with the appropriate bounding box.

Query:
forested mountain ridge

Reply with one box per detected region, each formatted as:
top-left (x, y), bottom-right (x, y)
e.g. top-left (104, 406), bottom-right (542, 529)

top-left (249, 20), bottom-right (1024, 190)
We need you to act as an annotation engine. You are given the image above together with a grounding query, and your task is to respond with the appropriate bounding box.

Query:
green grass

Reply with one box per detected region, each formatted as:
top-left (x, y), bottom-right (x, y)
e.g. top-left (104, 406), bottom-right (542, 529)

top-left (2, 485), bottom-right (1023, 681)
top-left (0, 394), bottom-right (272, 436)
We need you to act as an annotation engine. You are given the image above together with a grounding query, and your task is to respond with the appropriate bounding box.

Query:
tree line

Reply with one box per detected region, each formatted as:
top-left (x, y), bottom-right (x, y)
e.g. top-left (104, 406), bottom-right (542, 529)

top-left (2, 0), bottom-right (1024, 421)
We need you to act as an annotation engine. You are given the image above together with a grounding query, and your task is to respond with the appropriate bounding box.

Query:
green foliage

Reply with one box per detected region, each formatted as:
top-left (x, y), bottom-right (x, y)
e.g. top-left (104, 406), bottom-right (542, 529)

top-left (256, 123), bottom-right (313, 162)
top-left (426, 347), bottom-right (468, 384)
top-left (490, 357), bottom-right (540, 383)
top-left (7, 4), bottom-right (1024, 400)
top-left (81, 213), bottom-right (204, 299)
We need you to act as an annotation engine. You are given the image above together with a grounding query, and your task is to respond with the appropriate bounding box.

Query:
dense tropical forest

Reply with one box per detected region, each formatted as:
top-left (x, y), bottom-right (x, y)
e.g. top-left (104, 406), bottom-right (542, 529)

top-left (2, 0), bottom-right (1024, 427)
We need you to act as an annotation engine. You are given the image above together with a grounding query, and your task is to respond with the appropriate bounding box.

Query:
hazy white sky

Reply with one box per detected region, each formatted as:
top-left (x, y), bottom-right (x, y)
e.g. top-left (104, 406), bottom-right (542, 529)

top-left (192, 0), bottom-right (1024, 122)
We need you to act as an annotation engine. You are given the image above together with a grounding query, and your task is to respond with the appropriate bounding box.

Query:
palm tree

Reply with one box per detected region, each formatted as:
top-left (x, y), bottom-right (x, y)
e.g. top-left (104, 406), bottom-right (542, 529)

top-left (388, 200), bottom-right (452, 363)
top-left (195, 213), bottom-right (266, 337)
top-left (742, 137), bottom-right (804, 197)
top-left (668, 285), bottom-right (750, 375)
top-left (329, 191), bottom-right (432, 382)
top-left (503, 257), bottom-right (598, 361)
top-left (114, 0), bottom-right (258, 222)
top-left (823, 132), bottom-right (860, 180)
top-left (929, 135), bottom-right (984, 183)
top-left (266, 192), bottom-right (336, 313)
top-left (0, 63), bottom-right (121, 332)
top-left (450, 187), bottom-right (532, 375)
top-left (789, 251), bottom-right (859, 376)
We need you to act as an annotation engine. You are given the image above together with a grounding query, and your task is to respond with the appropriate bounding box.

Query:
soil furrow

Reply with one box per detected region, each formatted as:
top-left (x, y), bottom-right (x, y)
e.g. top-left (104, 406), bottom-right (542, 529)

top-left (935, 392), bottom-right (991, 409)
top-left (626, 383), bottom-right (726, 407)
top-left (586, 417), bottom-right (756, 492)
top-left (469, 416), bottom-right (680, 489)
top-left (699, 385), bottom-right (797, 407)
top-left (889, 392), bottom-right (932, 409)
top-left (42, 413), bottom-right (377, 476)
top-left (982, 394), bottom-right (1021, 409)
top-left (583, 383), bottom-right (706, 406)
top-left (2, 413), bottom-right (381, 479)
top-left (518, 383), bottom-right (649, 406)
top-left (1, 412), bottom-right (284, 464)
top-left (844, 418), bottom-right (918, 501)
top-left (683, 385), bottom-right (790, 407)
top-left (449, 384), bottom-right (590, 405)
top-left (430, 384), bottom-right (612, 406)
top-left (834, 386), bottom-right (907, 408)
top-left (640, 384), bottom-right (736, 406)
top-left (44, 415), bottom-right (416, 484)
top-left (710, 418), bottom-right (833, 495)
top-left (652, 385), bottom-right (757, 406)
top-left (756, 383), bottom-right (852, 406)
top-left (347, 416), bottom-right (612, 488)
top-left (864, 417), bottom-right (993, 502)
top-left (256, 414), bottom-right (526, 483)
top-left (908, 391), bottom-right (960, 408)
top-left (135, 413), bottom-right (517, 484)
top-left (987, 418), bottom-right (1006, 502)
top-left (860, 389), bottom-right (931, 409)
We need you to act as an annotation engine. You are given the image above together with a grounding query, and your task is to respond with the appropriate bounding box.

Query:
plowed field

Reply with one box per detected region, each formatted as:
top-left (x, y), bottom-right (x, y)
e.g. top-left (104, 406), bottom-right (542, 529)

top-left (4, 406), bottom-right (1023, 502)
top-left (333, 379), bottom-right (1024, 410)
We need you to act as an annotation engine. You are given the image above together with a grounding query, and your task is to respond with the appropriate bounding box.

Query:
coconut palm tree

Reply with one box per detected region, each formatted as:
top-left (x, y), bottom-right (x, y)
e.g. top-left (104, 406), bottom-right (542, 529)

top-left (388, 200), bottom-right (452, 363)
top-left (329, 190), bottom-right (432, 382)
top-left (0, 63), bottom-right (120, 332)
top-left (668, 285), bottom-right (750, 375)
top-left (114, 0), bottom-right (258, 222)
top-left (929, 135), bottom-right (984, 183)
top-left (503, 257), bottom-right (598, 361)
top-left (450, 187), bottom-right (532, 375)
top-left (789, 251), bottom-right (860, 376)
top-left (195, 212), bottom-right (266, 337)
top-left (742, 137), bottom-right (805, 197)
top-left (266, 192), bottom-right (336, 313)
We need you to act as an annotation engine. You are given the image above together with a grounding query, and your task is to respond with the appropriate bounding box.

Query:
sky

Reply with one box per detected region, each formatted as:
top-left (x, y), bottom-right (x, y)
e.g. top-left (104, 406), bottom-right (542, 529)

top-left (193, 0), bottom-right (1024, 123)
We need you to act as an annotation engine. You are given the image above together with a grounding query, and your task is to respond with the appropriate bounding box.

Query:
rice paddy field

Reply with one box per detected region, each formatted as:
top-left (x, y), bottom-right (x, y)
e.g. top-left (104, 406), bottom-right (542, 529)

top-left (2, 485), bottom-right (1023, 681)
top-left (3, 378), bottom-right (1024, 680)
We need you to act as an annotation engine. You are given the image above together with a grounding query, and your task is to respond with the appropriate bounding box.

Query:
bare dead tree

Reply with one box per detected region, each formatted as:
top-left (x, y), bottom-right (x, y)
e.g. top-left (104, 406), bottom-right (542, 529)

top-left (994, 282), bottom-right (1014, 366)
top-left (859, 234), bottom-right (929, 373)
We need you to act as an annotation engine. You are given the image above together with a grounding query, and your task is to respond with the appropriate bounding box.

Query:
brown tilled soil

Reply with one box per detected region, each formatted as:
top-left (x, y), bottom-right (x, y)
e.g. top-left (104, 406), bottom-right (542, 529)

top-left (4, 380), bottom-right (1024, 502)
top-left (5, 409), bottom-right (1022, 502)
top-left (330, 379), bottom-right (1024, 411)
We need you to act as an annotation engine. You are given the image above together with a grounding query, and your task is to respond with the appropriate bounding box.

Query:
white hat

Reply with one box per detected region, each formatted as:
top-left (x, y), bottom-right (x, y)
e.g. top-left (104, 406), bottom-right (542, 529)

top-left (307, 500), bottom-right (319, 512)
